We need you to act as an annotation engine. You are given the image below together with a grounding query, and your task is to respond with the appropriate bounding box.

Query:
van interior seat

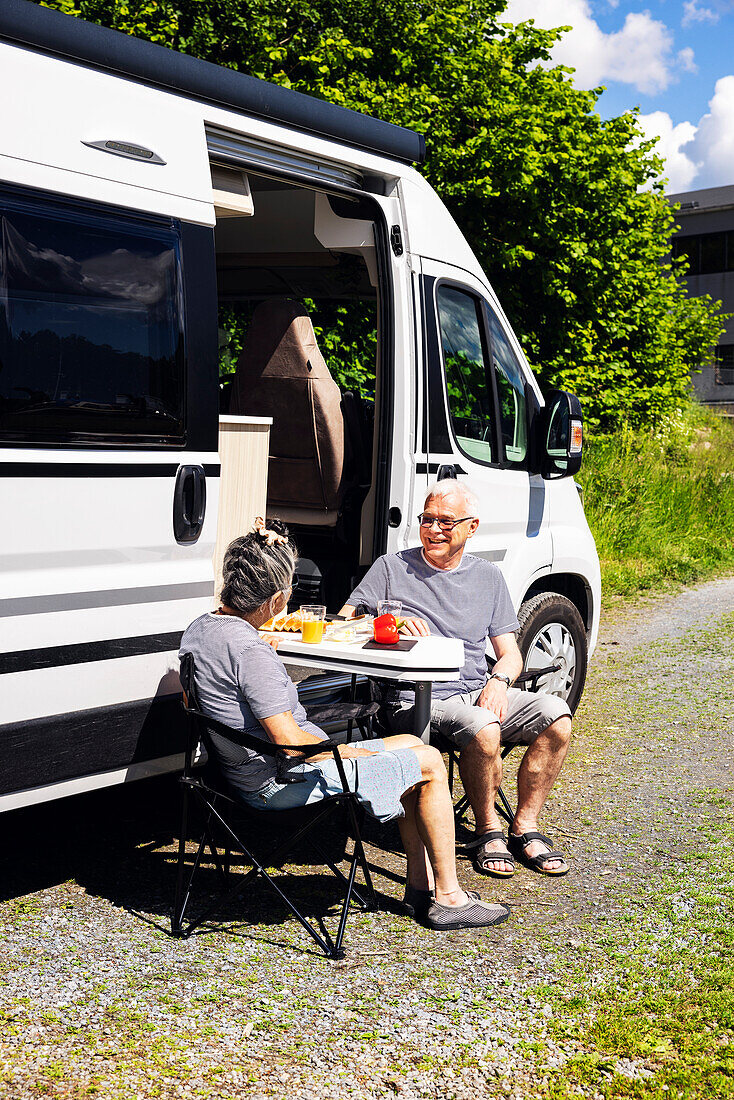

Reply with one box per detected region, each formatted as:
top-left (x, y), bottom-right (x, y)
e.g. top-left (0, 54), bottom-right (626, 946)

top-left (230, 298), bottom-right (347, 527)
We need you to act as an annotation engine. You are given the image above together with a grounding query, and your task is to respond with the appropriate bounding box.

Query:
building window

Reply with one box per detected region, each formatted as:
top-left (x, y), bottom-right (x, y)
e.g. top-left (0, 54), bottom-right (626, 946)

top-left (700, 233), bottom-right (726, 274)
top-left (673, 235), bottom-right (700, 275)
top-left (714, 345), bottom-right (734, 386)
top-left (673, 230), bottom-right (734, 277)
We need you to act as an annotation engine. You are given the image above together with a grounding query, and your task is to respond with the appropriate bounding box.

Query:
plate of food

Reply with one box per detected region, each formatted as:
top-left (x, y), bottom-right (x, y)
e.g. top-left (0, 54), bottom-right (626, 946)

top-left (260, 611), bottom-right (302, 633)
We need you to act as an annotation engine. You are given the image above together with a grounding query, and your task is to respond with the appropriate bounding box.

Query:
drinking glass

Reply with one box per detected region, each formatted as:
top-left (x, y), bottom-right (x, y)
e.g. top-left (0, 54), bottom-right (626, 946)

top-left (377, 600), bottom-right (402, 619)
top-left (300, 604), bottom-right (326, 644)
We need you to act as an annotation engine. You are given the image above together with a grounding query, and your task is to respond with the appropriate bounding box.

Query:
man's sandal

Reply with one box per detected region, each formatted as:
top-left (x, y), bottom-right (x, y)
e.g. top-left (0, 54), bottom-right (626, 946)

top-left (508, 830), bottom-right (570, 877)
top-left (464, 829), bottom-right (515, 879)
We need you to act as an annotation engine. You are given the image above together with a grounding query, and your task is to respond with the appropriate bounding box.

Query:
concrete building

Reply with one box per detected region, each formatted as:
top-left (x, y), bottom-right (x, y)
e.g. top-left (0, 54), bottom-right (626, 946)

top-left (668, 184), bottom-right (734, 415)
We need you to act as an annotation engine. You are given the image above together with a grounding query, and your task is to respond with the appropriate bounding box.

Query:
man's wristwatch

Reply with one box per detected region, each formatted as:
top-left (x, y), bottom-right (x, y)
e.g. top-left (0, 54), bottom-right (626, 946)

top-left (489, 673), bottom-right (512, 688)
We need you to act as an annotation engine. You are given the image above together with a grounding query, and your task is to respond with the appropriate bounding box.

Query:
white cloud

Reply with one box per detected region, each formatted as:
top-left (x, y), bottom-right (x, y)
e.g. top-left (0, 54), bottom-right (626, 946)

top-left (638, 77), bottom-right (734, 193)
top-left (637, 111), bottom-right (698, 192)
top-left (686, 75), bottom-right (734, 187)
top-left (677, 47), bottom-right (697, 74)
top-left (504, 0), bottom-right (681, 94)
top-left (681, 0), bottom-right (719, 27)
top-left (502, 1), bottom-right (734, 195)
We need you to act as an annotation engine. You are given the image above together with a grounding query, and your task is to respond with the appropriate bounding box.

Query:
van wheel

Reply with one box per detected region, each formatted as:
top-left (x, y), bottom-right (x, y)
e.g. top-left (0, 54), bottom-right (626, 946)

top-left (516, 593), bottom-right (588, 714)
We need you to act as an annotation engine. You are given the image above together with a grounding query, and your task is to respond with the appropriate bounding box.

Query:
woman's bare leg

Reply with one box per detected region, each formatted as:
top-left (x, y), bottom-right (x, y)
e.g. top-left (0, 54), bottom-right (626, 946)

top-left (396, 743), bottom-right (469, 907)
top-left (398, 789), bottom-right (434, 891)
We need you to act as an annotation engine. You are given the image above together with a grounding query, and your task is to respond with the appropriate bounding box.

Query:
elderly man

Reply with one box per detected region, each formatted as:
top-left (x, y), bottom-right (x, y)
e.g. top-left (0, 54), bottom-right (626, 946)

top-left (340, 480), bottom-right (573, 879)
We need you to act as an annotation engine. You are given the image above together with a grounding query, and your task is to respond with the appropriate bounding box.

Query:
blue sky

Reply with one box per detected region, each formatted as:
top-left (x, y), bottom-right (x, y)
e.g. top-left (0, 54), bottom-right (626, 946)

top-left (504, 0), bottom-right (734, 194)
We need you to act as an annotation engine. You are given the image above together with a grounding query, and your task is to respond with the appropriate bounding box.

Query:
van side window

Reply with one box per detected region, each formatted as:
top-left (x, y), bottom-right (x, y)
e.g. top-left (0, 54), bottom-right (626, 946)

top-left (0, 189), bottom-right (184, 445)
top-left (436, 285), bottom-right (497, 465)
top-left (486, 307), bottom-right (528, 465)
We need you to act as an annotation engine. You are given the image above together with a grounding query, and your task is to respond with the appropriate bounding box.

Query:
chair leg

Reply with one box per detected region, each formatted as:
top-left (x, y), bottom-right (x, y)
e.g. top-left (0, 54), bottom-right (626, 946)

top-left (173, 788), bottom-right (377, 958)
top-left (342, 797), bottom-right (378, 910)
top-left (171, 779), bottom-right (192, 936)
top-left (495, 785), bottom-right (515, 827)
top-left (178, 797), bottom-right (341, 956)
top-left (453, 792), bottom-right (471, 824)
top-left (172, 783), bottom-right (221, 937)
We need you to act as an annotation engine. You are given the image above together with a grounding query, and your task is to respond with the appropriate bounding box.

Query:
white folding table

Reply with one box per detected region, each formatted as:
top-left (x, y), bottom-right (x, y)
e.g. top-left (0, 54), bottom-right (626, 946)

top-left (271, 632), bottom-right (465, 743)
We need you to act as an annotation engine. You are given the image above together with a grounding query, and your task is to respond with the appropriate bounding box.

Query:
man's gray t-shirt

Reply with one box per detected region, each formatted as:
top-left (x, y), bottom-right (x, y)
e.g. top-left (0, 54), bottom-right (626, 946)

top-left (348, 548), bottom-right (520, 701)
top-left (179, 612), bottom-right (326, 793)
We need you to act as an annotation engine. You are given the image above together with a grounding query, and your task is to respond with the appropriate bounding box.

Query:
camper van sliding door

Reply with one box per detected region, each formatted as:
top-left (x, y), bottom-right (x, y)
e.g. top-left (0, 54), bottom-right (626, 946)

top-left (0, 184), bottom-right (219, 810)
top-left (418, 258), bottom-right (552, 601)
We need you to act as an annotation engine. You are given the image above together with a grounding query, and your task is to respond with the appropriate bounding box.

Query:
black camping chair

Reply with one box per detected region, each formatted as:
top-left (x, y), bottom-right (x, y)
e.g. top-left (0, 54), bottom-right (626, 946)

top-left (172, 653), bottom-right (378, 959)
top-left (444, 662), bottom-right (561, 829)
top-left (301, 673), bottom-right (381, 745)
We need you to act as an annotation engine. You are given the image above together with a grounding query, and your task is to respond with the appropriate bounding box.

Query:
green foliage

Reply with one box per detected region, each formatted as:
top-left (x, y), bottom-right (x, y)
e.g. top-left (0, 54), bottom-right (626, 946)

top-left (578, 406), bottom-right (734, 597)
top-left (305, 299), bottom-right (377, 397)
top-left (217, 299), bottom-right (377, 398)
top-left (38, 0), bottom-right (726, 429)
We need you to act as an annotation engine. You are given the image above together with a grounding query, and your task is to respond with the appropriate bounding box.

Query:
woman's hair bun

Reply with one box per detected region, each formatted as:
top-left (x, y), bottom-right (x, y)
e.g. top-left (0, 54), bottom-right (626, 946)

top-left (266, 517), bottom-right (289, 538)
top-left (220, 517), bottom-right (297, 613)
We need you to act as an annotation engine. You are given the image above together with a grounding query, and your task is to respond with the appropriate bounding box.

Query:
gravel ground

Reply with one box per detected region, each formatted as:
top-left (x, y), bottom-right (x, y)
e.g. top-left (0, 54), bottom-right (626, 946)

top-left (1, 577), bottom-right (733, 1099)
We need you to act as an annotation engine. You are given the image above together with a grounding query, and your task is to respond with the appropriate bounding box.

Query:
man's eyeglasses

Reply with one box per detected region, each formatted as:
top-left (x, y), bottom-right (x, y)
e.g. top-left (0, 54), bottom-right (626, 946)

top-left (418, 514), bottom-right (475, 531)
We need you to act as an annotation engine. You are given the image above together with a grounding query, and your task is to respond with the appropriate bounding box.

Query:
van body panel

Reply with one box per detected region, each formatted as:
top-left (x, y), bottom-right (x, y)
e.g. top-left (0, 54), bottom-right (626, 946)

top-left (548, 480), bottom-right (601, 657)
top-left (0, 751), bottom-right (185, 815)
top-left (0, 43), bottom-right (214, 224)
top-left (399, 172), bottom-right (482, 277)
top-left (1, 458), bottom-right (218, 721)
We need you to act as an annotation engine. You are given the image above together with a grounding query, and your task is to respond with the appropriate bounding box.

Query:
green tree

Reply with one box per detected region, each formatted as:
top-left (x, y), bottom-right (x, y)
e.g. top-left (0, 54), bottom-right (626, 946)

top-left (39, 0), bottom-right (724, 428)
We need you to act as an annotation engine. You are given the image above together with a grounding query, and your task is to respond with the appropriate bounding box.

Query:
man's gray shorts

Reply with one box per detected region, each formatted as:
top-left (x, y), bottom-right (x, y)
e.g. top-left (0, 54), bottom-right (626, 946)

top-left (388, 686), bottom-right (571, 750)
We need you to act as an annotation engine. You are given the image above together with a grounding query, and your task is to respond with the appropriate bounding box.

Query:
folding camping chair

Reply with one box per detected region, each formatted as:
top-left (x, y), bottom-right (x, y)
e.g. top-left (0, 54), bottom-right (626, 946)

top-left (172, 653), bottom-right (378, 959)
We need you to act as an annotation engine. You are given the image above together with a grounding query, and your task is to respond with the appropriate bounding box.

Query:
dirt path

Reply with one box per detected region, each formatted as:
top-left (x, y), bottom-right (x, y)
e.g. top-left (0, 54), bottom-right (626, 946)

top-left (1, 579), bottom-right (733, 1099)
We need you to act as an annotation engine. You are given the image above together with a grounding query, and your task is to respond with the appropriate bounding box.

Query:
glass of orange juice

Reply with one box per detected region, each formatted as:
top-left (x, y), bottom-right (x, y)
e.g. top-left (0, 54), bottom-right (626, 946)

top-left (300, 604), bottom-right (326, 644)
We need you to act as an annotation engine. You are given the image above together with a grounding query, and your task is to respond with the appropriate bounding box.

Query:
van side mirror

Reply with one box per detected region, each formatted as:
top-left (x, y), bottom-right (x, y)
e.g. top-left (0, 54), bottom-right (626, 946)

top-left (539, 390), bottom-right (583, 479)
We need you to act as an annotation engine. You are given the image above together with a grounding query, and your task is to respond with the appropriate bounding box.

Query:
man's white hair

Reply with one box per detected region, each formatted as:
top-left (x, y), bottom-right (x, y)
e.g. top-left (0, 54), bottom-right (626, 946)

top-left (424, 478), bottom-right (479, 515)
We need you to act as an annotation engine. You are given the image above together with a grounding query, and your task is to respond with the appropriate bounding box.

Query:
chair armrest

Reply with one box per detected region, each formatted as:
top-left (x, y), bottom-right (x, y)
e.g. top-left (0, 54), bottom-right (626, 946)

top-left (281, 737), bottom-right (356, 793)
top-left (514, 664), bottom-right (560, 691)
top-left (183, 701), bottom-right (356, 793)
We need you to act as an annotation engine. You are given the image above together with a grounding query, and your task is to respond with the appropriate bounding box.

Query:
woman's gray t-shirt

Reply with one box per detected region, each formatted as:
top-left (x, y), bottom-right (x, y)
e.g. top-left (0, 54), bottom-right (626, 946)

top-left (348, 548), bottom-right (520, 701)
top-left (179, 612), bottom-right (326, 793)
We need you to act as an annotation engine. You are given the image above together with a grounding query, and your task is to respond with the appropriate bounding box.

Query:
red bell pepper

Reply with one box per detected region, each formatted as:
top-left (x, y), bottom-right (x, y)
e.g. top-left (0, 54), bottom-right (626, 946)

top-left (373, 613), bottom-right (399, 645)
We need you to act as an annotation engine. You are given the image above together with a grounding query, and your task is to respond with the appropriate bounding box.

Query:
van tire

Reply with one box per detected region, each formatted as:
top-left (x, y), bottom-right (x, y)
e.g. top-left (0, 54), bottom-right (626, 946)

top-left (516, 593), bottom-right (588, 714)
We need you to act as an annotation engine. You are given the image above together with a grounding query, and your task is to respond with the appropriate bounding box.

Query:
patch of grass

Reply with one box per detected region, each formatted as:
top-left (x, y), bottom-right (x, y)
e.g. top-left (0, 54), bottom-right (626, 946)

top-left (535, 843), bottom-right (734, 1098)
top-left (579, 404), bottom-right (734, 598)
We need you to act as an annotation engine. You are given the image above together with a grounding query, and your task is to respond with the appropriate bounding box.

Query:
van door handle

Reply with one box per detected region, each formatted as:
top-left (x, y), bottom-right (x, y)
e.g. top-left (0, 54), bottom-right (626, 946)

top-left (173, 465), bottom-right (206, 543)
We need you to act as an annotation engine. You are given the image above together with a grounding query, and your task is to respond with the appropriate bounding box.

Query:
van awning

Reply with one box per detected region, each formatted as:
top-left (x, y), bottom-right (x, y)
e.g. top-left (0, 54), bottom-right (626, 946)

top-left (0, 0), bottom-right (426, 167)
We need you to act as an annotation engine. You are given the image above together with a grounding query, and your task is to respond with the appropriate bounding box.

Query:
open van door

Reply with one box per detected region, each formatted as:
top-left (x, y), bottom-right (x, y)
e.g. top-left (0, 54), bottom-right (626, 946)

top-left (416, 258), bottom-right (552, 604)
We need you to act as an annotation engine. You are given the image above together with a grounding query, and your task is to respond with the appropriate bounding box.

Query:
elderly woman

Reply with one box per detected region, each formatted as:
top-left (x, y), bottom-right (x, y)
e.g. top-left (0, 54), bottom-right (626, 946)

top-left (180, 520), bottom-right (509, 932)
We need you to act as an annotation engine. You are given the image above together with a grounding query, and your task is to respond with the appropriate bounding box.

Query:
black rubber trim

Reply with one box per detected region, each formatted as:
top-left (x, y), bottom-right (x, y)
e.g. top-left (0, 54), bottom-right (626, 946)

top-left (415, 462), bottom-right (467, 475)
top-left (0, 582), bottom-right (214, 618)
top-left (371, 206), bottom-right (395, 559)
top-left (0, 0), bottom-right (425, 166)
top-left (0, 463), bottom-right (220, 478)
top-left (420, 275), bottom-right (453, 454)
top-left (0, 632), bottom-right (183, 675)
top-left (181, 222), bottom-right (219, 453)
top-left (0, 695), bottom-right (185, 797)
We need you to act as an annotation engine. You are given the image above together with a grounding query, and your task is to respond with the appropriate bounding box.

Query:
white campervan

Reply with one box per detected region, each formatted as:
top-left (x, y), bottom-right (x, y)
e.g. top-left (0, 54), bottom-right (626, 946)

top-left (0, 0), bottom-right (600, 812)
